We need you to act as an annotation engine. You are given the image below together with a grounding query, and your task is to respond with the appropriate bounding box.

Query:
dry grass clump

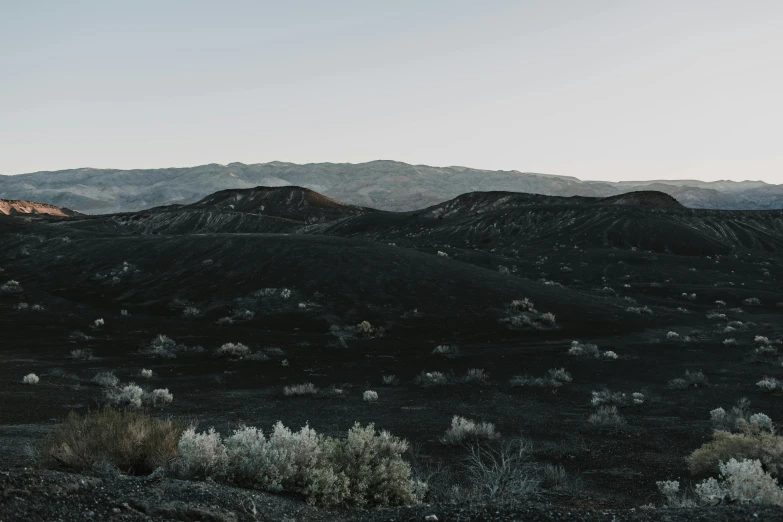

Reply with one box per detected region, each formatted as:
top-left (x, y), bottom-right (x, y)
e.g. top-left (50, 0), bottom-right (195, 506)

top-left (510, 368), bottom-right (572, 388)
top-left (441, 416), bottom-right (500, 445)
top-left (283, 382), bottom-right (318, 397)
top-left (39, 408), bottom-right (184, 474)
top-left (463, 438), bottom-right (539, 502)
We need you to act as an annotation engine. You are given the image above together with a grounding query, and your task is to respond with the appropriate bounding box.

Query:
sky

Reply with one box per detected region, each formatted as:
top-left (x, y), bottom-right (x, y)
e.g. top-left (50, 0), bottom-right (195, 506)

top-left (2, 0), bottom-right (782, 183)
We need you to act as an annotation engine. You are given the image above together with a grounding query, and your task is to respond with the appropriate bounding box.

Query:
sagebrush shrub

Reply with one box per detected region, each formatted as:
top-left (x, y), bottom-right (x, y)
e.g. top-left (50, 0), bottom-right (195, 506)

top-left (588, 406), bottom-right (625, 428)
top-left (22, 373), bottom-right (39, 385)
top-left (463, 438), bottom-right (539, 502)
top-left (441, 416), bottom-right (499, 445)
top-left (105, 383), bottom-right (144, 408)
top-left (695, 459), bottom-right (783, 506)
top-left (92, 371), bottom-right (119, 388)
top-left (464, 368), bottom-right (488, 383)
top-left (284, 382), bottom-right (318, 396)
top-left (216, 342), bottom-right (250, 358)
top-left (363, 390), bottom-right (378, 403)
top-left (177, 427), bottom-right (228, 479)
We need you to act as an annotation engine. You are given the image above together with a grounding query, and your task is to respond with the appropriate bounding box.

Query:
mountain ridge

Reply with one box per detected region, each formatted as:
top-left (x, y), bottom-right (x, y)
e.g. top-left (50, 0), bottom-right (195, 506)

top-left (1, 160), bottom-right (781, 214)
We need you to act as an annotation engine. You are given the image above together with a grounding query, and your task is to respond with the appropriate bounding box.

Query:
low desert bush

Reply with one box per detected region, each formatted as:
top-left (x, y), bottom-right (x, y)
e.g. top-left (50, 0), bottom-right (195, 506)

top-left (182, 306), bottom-right (200, 317)
top-left (662, 459), bottom-right (783, 507)
top-left (105, 383), bottom-right (145, 408)
top-left (667, 369), bottom-right (708, 389)
top-left (464, 368), bottom-right (488, 384)
top-left (382, 374), bottom-right (398, 385)
top-left (588, 406), bottom-right (625, 428)
top-left (284, 382), bottom-right (318, 397)
top-left (414, 371), bottom-right (448, 386)
top-left (441, 416), bottom-right (499, 445)
top-left (0, 279), bottom-right (22, 294)
top-left (627, 306), bottom-right (653, 315)
top-left (744, 297), bottom-right (762, 306)
top-left (39, 408), bottom-right (184, 474)
top-left (215, 342), bottom-right (250, 359)
top-left (757, 377), bottom-right (782, 392)
top-left (92, 371), bottom-right (120, 388)
top-left (94, 318), bottom-right (105, 328)
top-left (177, 422), bottom-right (421, 507)
top-left (568, 341), bottom-right (600, 358)
top-left (363, 390), bottom-right (378, 403)
top-left (140, 368), bottom-right (153, 379)
top-left (142, 334), bottom-right (178, 359)
top-left (22, 373), bottom-right (39, 385)
top-left (667, 331), bottom-right (680, 339)
top-left (432, 344), bottom-right (458, 357)
top-left (69, 348), bottom-right (93, 360)
top-left (591, 389), bottom-right (627, 407)
top-left (689, 418), bottom-right (783, 476)
top-left (510, 368), bottom-right (571, 388)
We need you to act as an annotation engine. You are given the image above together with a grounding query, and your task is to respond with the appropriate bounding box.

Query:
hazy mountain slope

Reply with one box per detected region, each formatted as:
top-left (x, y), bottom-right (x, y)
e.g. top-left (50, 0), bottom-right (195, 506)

top-left (1, 160), bottom-right (780, 213)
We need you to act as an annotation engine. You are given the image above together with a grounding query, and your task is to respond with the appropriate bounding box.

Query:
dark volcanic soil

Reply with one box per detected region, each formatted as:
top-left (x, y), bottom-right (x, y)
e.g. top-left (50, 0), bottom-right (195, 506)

top-left (1, 189), bottom-right (782, 521)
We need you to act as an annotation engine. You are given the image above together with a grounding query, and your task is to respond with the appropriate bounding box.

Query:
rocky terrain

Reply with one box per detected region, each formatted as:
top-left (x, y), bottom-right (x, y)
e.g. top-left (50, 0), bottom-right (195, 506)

top-left (1, 187), bottom-right (782, 521)
top-left (1, 160), bottom-right (781, 214)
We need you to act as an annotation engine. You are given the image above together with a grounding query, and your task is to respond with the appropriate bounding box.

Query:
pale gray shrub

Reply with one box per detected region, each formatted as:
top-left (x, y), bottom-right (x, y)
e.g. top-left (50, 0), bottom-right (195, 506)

top-left (0, 280), bottom-right (22, 294)
top-left (182, 306), bottom-right (200, 317)
top-left (588, 406), bottom-right (625, 428)
top-left (511, 368), bottom-right (571, 388)
top-left (668, 369), bottom-right (708, 389)
top-left (93, 318), bottom-right (105, 327)
top-left (694, 458), bottom-right (783, 506)
top-left (743, 298), bottom-right (762, 306)
top-left (432, 344), bottom-right (458, 357)
top-left (176, 427), bottom-right (228, 479)
top-left (627, 306), bottom-right (653, 315)
top-left (591, 389), bottom-right (627, 407)
top-left (143, 334), bottom-right (178, 358)
top-left (216, 342), bottom-right (250, 359)
top-left (464, 368), bottom-right (488, 384)
top-left (69, 348), bottom-right (93, 360)
top-left (216, 316), bottom-right (234, 326)
top-left (22, 373), bottom-right (39, 385)
top-left (723, 338), bottom-right (738, 346)
top-left (568, 341), bottom-right (600, 358)
top-left (667, 331), bottom-right (680, 339)
top-left (441, 416), bottom-right (499, 445)
top-left (140, 368), bottom-right (153, 379)
top-left (284, 382), bottom-right (318, 397)
top-left (757, 377), bottom-right (781, 392)
top-left (147, 388), bottom-right (174, 407)
top-left (707, 312), bottom-right (727, 320)
top-left (363, 390), bottom-right (378, 403)
top-left (382, 374), bottom-right (398, 385)
top-left (105, 383), bottom-right (144, 408)
top-left (414, 371), bottom-right (448, 386)
top-left (92, 371), bottom-right (119, 388)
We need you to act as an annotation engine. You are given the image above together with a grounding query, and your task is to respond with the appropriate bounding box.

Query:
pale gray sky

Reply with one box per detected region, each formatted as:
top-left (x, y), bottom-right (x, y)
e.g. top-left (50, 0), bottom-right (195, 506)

top-left (2, 0), bottom-right (782, 183)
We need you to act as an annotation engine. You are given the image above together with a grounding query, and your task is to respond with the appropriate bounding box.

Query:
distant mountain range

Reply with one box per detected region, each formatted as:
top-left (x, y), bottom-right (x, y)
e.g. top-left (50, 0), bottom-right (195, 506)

top-left (1, 160), bottom-right (781, 214)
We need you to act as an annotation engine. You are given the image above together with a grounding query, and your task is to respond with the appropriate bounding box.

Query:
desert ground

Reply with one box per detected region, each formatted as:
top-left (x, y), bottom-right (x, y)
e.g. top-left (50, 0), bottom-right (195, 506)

top-left (1, 188), bottom-right (782, 521)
